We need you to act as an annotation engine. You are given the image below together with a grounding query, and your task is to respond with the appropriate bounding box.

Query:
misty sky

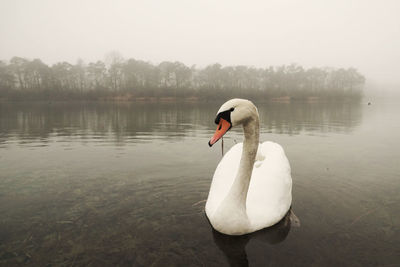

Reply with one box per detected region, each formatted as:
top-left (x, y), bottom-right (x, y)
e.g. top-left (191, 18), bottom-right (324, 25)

top-left (1, 0), bottom-right (399, 83)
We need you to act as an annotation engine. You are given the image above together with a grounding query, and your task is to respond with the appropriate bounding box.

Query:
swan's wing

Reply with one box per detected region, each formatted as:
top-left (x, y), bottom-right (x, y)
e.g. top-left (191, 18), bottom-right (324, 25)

top-left (247, 141), bottom-right (292, 229)
top-left (205, 143), bottom-right (243, 217)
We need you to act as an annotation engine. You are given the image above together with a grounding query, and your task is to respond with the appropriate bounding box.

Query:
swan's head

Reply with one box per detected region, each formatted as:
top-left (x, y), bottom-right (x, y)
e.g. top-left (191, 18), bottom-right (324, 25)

top-left (208, 98), bottom-right (258, 147)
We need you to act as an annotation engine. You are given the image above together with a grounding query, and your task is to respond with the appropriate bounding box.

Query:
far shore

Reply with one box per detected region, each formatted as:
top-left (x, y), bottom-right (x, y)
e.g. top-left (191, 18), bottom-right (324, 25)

top-left (115, 96), bottom-right (327, 103)
top-left (0, 95), bottom-right (362, 104)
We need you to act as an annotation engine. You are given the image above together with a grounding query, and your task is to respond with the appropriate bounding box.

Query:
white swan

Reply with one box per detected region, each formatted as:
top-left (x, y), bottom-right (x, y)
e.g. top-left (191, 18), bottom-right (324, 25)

top-left (205, 99), bottom-right (292, 235)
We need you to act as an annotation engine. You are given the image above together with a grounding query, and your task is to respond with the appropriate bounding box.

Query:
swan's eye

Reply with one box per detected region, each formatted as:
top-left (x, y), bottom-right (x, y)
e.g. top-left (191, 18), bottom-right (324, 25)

top-left (230, 107), bottom-right (235, 112)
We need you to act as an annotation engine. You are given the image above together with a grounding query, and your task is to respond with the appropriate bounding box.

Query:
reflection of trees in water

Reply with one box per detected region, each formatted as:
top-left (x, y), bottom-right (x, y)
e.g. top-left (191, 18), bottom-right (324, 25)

top-left (258, 102), bottom-right (363, 135)
top-left (0, 102), bottom-right (214, 144)
top-left (0, 102), bottom-right (362, 145)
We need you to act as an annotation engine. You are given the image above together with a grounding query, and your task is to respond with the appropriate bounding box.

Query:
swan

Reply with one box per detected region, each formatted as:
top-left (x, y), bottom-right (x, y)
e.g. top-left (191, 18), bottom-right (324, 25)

top-left (205, 99), bottom-right (292, 235)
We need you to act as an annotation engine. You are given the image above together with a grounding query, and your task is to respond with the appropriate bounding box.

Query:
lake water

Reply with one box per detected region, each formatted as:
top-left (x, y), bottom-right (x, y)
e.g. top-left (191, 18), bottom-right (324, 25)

top-left (0, 100), bottom-right (399, 266)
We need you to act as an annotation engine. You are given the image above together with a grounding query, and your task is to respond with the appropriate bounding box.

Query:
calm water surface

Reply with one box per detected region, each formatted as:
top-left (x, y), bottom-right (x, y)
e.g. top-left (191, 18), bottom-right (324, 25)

top-left (0, 101), bottom-right (399, 266)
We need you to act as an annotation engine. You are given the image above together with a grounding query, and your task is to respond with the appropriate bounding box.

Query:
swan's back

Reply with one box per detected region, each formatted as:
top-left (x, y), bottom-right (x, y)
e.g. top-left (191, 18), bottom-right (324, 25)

top-left (205, 141), bottom-right (292, 231)
top-left (247, 141), bottom-right (292, 230)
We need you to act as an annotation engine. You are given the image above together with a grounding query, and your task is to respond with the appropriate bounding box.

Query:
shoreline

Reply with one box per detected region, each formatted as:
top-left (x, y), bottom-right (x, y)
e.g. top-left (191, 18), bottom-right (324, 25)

top-left (0, 95), bottom-right (362, 104)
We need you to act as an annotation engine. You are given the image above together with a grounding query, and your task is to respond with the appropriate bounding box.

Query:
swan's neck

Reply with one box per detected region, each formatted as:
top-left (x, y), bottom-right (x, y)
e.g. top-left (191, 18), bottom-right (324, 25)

top-left (213, 116), bottom-right (259, 234)
top-left (229, 116), bottom-right (259, 208)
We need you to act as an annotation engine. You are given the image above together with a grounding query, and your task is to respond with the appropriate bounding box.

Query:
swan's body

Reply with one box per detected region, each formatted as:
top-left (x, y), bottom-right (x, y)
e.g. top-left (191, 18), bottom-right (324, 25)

top-left (205, 99), bottom-right (292, 235)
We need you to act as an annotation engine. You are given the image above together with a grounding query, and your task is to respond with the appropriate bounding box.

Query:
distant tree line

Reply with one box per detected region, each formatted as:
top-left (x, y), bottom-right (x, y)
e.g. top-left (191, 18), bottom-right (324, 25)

top-left (0, 55), bottom-right (365, 101)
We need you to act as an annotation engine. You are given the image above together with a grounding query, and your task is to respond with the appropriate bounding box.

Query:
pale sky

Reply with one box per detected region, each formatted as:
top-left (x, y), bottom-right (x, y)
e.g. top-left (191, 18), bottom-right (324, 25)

top-left (1, 0), bottom-right (399, 83)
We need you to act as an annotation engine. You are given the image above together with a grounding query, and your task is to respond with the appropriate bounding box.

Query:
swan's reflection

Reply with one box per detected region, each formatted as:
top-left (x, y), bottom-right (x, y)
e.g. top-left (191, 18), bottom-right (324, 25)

top-left (211, 210), bottom-right (294, 267)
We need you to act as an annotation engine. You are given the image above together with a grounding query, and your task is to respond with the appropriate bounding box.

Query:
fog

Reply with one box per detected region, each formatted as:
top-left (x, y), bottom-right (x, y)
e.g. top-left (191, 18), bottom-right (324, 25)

top-left (1, 2), bottom-right (400, 266)
top-left (1, 0), bottom-right (399, 86)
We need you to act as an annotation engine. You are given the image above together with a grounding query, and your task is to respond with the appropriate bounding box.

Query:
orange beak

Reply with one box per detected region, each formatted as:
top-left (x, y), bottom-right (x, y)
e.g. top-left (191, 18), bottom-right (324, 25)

top-left (208, 118), bottom-right (231, 147)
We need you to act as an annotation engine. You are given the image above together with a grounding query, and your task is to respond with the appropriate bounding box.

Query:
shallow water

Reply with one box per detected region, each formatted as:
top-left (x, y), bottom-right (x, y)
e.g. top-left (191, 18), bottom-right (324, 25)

top-left (0, 101), bottom-right (399, 266)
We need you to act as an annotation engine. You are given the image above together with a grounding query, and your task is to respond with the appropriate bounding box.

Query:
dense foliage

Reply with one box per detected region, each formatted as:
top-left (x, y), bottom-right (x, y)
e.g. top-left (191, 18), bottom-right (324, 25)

top-left (0, 56), bottom-right (365, 101)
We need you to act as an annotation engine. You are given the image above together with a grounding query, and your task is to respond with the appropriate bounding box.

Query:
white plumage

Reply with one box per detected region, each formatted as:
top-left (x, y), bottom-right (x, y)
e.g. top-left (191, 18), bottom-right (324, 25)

top-left (205, 99), bottom-right (292, 235)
